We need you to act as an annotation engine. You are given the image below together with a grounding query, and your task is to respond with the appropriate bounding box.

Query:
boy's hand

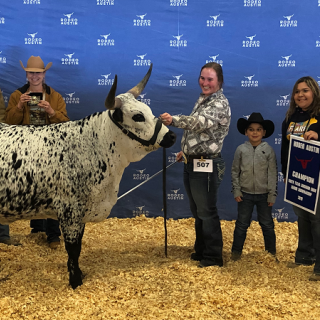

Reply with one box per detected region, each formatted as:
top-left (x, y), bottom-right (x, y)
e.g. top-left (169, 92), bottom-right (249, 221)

top-left (268, 202), bottom-right (274, 207)
top-left (235, 196), bottom-right (243, 202)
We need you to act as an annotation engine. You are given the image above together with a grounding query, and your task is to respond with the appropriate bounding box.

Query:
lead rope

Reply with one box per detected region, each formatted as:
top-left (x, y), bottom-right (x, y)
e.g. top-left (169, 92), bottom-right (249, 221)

top-left (163, 148), bottom-right (168, 257)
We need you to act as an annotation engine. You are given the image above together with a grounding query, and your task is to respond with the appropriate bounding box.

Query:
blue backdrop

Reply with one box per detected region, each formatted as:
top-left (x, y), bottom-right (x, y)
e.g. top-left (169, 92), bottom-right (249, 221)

top-left (1, 0), bottom-right (319, 222)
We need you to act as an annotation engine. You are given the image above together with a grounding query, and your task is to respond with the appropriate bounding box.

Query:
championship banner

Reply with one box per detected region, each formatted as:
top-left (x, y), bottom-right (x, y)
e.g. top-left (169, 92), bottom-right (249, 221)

top-left (284, 136), bottom-right (320, 214)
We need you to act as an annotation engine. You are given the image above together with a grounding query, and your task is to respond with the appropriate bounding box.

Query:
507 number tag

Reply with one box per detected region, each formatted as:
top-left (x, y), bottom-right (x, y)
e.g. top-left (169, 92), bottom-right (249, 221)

top-left (193, 159), bottom-right (213, 172)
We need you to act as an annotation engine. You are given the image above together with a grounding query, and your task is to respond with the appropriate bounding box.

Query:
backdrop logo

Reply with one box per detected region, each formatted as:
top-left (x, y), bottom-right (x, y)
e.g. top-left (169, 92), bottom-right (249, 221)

top-left (3, 94), bottom-right (8, 105)
top-left (317, 77), bottom-right (320, 86)
top-left (170, 0), bottom-right (187, 6)
top-left (132, 205), bottom-right (149, 217)
top-left (167, 188), bottom-right (184, 200)
top-left (242, 115), bottom-right (250, 120)
top-left (23, 0), bottom-right (40, 4)
top-left (170, 75), bottom-right (186, 87)
top-left (0, 51), bottom-right (6, 64)
top-left (134, 54), bottom-right (151, 67)
top-left (280, 15), bottom-right (297, 27)
top-left (241, 75), bottom-right (258, 87)
top-left (133, 169), bottom-right (150, 180)
top-left (64, 92), bottom-right (80, 104)
top-left (98, 73), bottom-right (114, 86)
top-left (98, 34), bottom-right (115, 46)
top-left (242, 34), bottom-right (260, 47)
top-left (207, 14), bottom-right (224, 27)
top-left (278, 55), bottom-right (295, 67)
top-left (206, 54), bottom-right (223, 66)
top-left (168, 152), bottom-right (179, 163)
top-left (61, 12), bottom-right (78, 26)
top-left (319, 0), bottom-right (320, 6)
top-left (170, 34), bottom-right (187, 47)
top-left (97, 0), bottom-right (114, 5)
top-left (275, 133), bottom-right (282, 145)
top-left (61, 53), bottom-right (79, 65)
top-left (316, 37), bottom-right (320, 47)
top-left (244, 0), bottom-right (261, 6)
top-left (137, 93), bottom-right (151, 106)
top-left (134, 14), bottom-right (151, 27)
top-left (277, 94), bottom-right (290, 107)
top-left (278, 172), bottom-right (284, 183)
top-left (25, 32), bottom-right (42, 45)
top-left (272, 207), bottom-right (289, 220)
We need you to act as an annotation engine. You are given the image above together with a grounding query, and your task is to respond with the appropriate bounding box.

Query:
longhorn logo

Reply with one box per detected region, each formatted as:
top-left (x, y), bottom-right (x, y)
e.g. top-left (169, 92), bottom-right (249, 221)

top-left (171, 189), bottom-right (180, 194)
top-left (136, 14), bottom-right (147, 19)
top-left (138, 93), bottom-right (147, 99)
top-left (65, 92), bottom-right (75, 98)
top-left (295, 156), bottom-right (313, 169)
top-left (173, 34), bottom-right (183, 41)
top-left (283, 14), bottom-right (294, 21)
top-left (137, 54), bottom-right (147, 59)
top-left (27, 32), bottom-right (38, 39)
top-left (64, 53), bottom-right (75, 59)
top-left (209, 54), bottom-right (219, 61)
top-left (101, 73), bottom-right (111, 79)
top-left (100, 34), bottom-right (111, 40)
top-left (275, 208), bottom-right (285, 214)
top-left (136, 206), bottom-right (145, 211)
top-left (280, 94), bottom-right (290, 100)
top-left (243, 115), bottom-right (250, 120)
top-left (246, 34), bottom-right (256, 41)
top-left (281, 55), bottom-right (292, 61)
top-left (244, 75), bottom-right (255, 81)
top-left (209, 14), bottom-right (220, 20)
top-left (136, 169), bottom-right (146, 174)
top-left (173, 75), bottom-right (183, 80)
top-left (63, 12), bottom-right (74, 19)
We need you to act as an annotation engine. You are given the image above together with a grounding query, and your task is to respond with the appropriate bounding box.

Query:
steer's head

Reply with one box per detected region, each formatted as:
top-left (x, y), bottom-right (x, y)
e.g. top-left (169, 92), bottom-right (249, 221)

top-left (105, 64), bottom-right (176, 155)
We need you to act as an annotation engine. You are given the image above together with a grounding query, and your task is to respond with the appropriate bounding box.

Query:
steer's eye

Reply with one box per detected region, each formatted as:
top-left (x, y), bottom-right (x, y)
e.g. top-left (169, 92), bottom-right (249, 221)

top-left (132, 114), bottom-right (145, 122)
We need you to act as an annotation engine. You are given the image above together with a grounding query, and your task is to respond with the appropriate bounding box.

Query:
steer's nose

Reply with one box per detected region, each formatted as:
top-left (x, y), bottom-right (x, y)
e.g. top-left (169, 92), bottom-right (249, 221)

top-left (160, 130), bottom-right (176, 148)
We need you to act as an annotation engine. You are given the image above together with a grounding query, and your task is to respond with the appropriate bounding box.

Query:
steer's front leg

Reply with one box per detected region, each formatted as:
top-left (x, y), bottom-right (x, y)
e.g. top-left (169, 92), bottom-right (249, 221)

top-left (61, 221), bottom-right (86, 289)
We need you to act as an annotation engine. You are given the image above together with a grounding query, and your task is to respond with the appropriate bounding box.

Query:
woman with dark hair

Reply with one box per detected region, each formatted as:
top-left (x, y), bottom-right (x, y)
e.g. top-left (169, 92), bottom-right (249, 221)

top-left (5, 55), bottom-right (69, 249)
top-left (281, 76), bottom-right (320, 280)
top-left (160, 62), bottom-right (231, 267)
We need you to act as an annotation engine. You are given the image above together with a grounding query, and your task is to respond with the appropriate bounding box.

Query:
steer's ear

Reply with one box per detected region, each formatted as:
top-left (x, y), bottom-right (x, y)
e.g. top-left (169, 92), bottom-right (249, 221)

top-left (105, 75), bottom-right (122, 110)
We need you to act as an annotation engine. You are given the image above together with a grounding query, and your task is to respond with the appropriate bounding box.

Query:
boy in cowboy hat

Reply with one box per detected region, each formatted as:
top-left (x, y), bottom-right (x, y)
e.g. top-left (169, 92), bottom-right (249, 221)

top-left (231, 112), bottom-right (278, 261)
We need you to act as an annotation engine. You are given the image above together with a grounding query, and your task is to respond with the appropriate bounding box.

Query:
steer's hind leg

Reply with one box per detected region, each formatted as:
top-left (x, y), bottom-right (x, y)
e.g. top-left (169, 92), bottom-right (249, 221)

top-left (60, 222), bottom-right (86, 289)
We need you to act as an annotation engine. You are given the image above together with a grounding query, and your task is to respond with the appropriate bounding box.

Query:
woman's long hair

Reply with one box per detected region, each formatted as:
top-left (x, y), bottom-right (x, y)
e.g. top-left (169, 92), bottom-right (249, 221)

top-left (286, 76), bottom-right (320, 121)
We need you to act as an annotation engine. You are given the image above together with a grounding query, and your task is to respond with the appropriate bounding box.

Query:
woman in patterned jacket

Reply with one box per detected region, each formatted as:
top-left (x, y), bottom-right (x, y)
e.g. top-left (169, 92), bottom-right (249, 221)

top-left (160, 62), bottom-right (231, 267)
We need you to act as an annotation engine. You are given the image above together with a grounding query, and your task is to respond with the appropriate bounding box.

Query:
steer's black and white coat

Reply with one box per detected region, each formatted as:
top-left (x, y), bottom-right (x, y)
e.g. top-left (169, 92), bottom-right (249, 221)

top-left (0, 66), bottom-right (176, 289)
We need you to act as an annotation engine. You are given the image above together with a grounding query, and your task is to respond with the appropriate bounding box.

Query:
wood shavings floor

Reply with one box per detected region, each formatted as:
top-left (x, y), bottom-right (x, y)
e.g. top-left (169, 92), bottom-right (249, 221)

top-left (0, 217), bottom-right (319, 320)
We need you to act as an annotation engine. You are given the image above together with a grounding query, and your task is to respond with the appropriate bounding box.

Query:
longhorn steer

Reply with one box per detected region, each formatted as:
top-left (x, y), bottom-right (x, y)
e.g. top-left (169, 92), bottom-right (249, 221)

top-left (0, 65), bottom-right (176, 289)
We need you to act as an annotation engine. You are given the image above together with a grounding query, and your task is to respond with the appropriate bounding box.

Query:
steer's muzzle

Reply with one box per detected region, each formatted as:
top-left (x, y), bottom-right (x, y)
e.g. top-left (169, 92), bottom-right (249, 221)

top-left (159, 130), bottom-right (176, 148)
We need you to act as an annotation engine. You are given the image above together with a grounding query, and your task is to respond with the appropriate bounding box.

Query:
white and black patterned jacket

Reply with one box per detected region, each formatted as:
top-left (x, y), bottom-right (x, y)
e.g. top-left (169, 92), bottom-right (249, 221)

top-left (171, 89), bottom-right (231, 155)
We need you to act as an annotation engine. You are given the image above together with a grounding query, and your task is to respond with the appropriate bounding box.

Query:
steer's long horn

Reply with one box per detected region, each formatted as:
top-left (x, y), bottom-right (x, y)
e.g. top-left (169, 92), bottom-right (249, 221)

top-left (105, 75), bottom-right (122, 110)
top-left (128, 63), bottom-right (153, 98)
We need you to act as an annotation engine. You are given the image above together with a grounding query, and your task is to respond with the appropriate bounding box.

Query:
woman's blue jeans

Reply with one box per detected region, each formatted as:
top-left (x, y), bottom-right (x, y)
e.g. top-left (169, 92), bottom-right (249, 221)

top-left (183, 157), bottom-right (225, 264)
top-left (232, 192), bottom-right (276, 254)
top-left (292, 205), bottom-right (320, 273)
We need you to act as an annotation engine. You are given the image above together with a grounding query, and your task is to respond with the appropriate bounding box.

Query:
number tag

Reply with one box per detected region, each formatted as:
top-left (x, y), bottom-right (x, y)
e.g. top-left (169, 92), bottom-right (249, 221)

top-left (193, 159), bottom-right (213, 172)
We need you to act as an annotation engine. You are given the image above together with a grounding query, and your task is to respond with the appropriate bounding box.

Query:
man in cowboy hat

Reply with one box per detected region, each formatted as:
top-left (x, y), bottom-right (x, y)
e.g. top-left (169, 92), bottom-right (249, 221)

top-left (230, 112), bottom-right (278, 261)
top-left (5, 55), bottom-right (69, 249)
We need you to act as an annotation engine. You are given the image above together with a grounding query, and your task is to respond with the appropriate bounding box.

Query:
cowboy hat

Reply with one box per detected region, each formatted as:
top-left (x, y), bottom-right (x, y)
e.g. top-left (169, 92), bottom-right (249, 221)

top-left (237, 112), bottom-right (275, 138)
top-left (19, 56), bottom-right (52, 72)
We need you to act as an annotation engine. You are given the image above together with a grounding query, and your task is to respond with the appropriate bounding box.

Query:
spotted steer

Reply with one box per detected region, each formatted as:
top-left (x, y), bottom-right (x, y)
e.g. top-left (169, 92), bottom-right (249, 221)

top-left (0, 65), bottom-right (176, 289)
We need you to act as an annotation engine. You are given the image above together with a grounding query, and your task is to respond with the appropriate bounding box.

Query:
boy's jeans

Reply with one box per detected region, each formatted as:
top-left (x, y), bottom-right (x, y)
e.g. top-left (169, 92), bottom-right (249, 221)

top-left (232, 192), bottom-right (276, 254)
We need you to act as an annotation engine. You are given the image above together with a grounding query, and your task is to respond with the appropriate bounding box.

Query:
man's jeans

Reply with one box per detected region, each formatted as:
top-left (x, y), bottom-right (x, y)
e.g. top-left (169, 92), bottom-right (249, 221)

top-left (232, 192), bottom-right (276, 254)
top-left (183, 157), bottom-right (225, 264)
top-left (292, 205), bottom-right (320, 273)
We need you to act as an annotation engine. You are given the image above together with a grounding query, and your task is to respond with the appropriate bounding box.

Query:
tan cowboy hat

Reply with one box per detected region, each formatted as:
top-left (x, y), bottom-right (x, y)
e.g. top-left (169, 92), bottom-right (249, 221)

top-left (19, 55), bottom-right (52, 72)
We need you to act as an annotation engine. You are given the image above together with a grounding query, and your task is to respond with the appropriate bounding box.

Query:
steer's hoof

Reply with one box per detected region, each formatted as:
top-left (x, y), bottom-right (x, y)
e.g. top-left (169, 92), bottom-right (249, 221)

top-left (70, 278), bottom-right (83, 290)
